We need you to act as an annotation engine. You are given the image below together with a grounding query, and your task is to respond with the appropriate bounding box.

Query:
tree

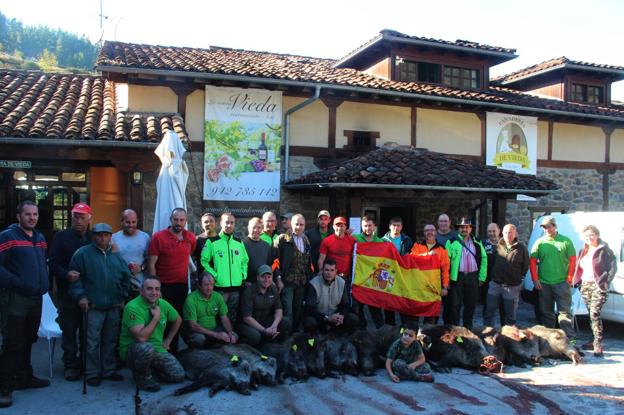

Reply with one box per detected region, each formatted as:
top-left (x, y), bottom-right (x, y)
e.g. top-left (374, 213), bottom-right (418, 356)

top-left (38, 49), bottom-right (58, 71)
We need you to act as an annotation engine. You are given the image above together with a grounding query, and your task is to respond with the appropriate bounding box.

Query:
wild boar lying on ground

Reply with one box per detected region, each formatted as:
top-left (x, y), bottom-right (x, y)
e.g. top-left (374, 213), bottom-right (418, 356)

top-left (259, 339), bottom-right (309, 382)
top-left (529, 325), bottom-right (582, 364)
top-left (475, 326), bottom-right (542, 368)
top-left (175, 349), bottom-right (252, 397)
top-left (221, 344), bottom-right (278, 387)
top-left (322, 334), bottom-right (358, 376)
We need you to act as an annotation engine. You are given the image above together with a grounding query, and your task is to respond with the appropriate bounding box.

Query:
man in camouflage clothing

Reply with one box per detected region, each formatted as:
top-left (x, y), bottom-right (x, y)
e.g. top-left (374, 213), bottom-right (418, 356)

top-left (118, 276), bottom-right (184, 392)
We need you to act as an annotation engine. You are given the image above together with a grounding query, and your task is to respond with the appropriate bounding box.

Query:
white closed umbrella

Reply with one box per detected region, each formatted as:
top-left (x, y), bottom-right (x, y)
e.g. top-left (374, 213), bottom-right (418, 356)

top-left (153, 130), bottom-right (189, 233)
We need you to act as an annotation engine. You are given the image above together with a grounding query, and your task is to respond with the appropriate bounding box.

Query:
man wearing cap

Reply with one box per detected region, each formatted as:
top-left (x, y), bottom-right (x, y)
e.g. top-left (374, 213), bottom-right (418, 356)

top-left (446, 217), bottom-right (487, 330)
top-left (305, 210), bottom-right (333, 273)
top-left (48, 202), bottom-right (92, 381)
top-left (238, 265), bottom-right (291, 346)
top-left (112, 209), bottom-right (151, 297)
top-left (182, 272), bottom-right (237, 348)
top-left (147, 208), bottom-right (197, 354)
top-left (279, 212), bottom-right (294, 234)
top-left (69, 223), bottom-right (131, 386)
top-left (530, 216), bottom-right (576, 338)
top-left (260, 211), bottom-right (280, 246)
top-left (318, 216), bottom-right (356, 278)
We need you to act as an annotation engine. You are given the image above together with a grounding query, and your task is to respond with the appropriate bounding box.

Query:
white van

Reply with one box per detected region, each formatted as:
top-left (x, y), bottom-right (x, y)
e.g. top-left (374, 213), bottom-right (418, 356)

top-left (523, 212), bottom-right (624, 323)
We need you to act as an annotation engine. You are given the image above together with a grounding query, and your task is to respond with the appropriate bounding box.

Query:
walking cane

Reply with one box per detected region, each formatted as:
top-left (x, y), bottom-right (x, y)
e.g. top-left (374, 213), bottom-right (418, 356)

top-left (82, 308), bottom-right (88, 395)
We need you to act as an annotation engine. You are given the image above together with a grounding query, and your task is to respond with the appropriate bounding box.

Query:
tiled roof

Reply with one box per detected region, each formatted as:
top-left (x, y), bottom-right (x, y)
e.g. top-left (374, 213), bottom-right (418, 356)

top-left (287, 145), bottom-right (557, 194)
top-left (376, 29), bottom-right (516, 54)
top-left (96, 41), bottom-right (624, 121)
top-left (0, 70), bottom-right (188, 143)
top-left (492, 56), bottom-right (624, 85)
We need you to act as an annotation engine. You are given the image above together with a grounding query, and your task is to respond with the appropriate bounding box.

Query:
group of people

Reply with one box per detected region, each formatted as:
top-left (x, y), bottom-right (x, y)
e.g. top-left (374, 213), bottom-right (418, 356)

top-left (0, 201), bottom-right (617, 407)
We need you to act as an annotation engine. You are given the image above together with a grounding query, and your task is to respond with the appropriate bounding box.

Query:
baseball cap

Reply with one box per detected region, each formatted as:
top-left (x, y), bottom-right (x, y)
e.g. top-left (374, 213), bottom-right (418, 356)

top-left (333, 216), bottom-right (347, 225)
top-left (280, 212), bottom-right (293, 220)
top-left (92, 223), bottom-right (113, 234)
top-left (540, 216), bottom-right (557, 228)
top-left (257, 264), bottom-right (273, 276)
top-left (317, 210), bottom-right (331, 218)
top-left (456, 217), bottom-right (472, 226)
top-left (71, 203), bottom-right (91, 215)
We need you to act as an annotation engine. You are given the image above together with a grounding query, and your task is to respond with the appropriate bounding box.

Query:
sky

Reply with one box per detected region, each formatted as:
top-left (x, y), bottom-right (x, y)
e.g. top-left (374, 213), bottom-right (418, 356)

top-left (1, 0), bottom-right (623, 100)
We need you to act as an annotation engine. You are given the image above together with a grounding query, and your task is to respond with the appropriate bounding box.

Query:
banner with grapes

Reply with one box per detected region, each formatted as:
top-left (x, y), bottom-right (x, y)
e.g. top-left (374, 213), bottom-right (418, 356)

top-left (204, 86), bottom-right (282, 201)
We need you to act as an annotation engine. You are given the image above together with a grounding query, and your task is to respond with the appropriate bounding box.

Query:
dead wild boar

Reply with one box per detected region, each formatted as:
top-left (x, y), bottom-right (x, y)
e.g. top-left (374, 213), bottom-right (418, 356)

top-left (323, 334), bottom-right (359, 376)
top-left (259, 338), bottom-right (308, 381)
top-left (221, 343), bottom-right (278, 387)
top-left (349, 329), bottom-right (378, 376)
top-left (529, 325), bottom-right (582, 364)
top-left (293, 333), bottom-right (327, 378)
top-left (500, 325), bottom-right (542, 367)
top-left (175, 349), bottom-right (252, 397)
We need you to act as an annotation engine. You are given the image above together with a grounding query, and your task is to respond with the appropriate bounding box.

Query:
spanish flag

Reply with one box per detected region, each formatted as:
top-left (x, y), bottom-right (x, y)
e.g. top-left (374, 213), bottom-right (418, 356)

top-left (352, 242), bottom-right (441, 317)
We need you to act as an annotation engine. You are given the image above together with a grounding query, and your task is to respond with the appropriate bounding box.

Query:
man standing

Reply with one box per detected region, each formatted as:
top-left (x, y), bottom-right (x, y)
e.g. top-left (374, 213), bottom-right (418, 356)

top-left (147, 207), bottom-right (196, 353)
top-left (484, 224), bottom-right (529, 327)
top-left (318, 217), bottom-right (356, 278)
top-left (410, 224), bottom-right (450, 325)
top-left (260, 211), bottom-right (279, 246)
top-left (303, 259), bottom-right (358, 334)
top-left (446, 217), bottom-right (487, 330)
top-left (383, 216), bottom-right (414, 255)
top-left (238, 265), bottom-right (291, 346)
top-left (305, 210), bottom-right (333, 273)
top-left (482, 223), bottom-right (501, 315)
top-left (69, 223), bottom-right (131, 386)
top-left (279, 212), bottom-right (293, 234)
top-left (118, 276), bottom-right (184, 392)
top-left (530, 216), bottom-right (577, 338)
top-left (201, 212), bottom-right (249, 324)
top-left (243, 217), bottom-right (275, 291)
top-left (112, 209), bottom-right (150, 294)
top-left (275, 214), bottom-right (312, 330)
top-left (182, 272), bottom-right (237, 348)
top-left (436, 214), bottom-right (457, 246)
top-left (0, 201), bottom-right (50, 408)
top-left (48, 202), bottom-right (92, 381)
top-left (193, 211), bottom-right (217, 275)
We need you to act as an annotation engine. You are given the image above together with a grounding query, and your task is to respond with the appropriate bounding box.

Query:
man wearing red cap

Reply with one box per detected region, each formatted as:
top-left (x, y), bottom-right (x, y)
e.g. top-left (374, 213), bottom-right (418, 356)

top-left (318, 217), bottom-right (355, 279)
top-left (48, 202), bottom-right (92, 381)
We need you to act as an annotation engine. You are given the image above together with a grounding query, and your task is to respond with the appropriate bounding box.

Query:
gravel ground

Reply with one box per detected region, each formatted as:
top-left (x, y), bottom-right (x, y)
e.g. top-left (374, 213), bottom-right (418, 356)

top-left (6, 301), bottom-right (624, 415)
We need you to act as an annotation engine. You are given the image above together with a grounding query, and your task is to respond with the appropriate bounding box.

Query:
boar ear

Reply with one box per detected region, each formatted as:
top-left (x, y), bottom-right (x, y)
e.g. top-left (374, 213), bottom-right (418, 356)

top-left (440, 333), bottom-right (456, 344)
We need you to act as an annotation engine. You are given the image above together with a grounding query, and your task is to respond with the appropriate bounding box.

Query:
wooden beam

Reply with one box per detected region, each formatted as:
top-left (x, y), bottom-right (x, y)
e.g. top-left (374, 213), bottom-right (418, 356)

top-left (476, 112), bottom-right (486, 164)
top-left (547, 120), bottom-right (553, 160)
top-left (411, 107), bottom-right (417, 147)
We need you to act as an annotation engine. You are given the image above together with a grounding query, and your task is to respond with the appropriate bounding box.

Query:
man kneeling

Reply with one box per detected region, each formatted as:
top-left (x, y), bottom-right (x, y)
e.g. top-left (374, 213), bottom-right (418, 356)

top-left (118, 276), bottom-right (184, 391)
top-left (182, 272), bottom-right (238, 348)
top-left (303, 258), bottom-right (358, 334)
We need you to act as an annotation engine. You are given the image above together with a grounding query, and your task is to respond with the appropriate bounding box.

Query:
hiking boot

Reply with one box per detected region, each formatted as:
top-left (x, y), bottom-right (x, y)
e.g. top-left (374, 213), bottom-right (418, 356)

top-left (102, 372), bottom-right (124, 382)
top-left (86, 377), bottom-right (101, 387)
top-left (581, 341), bottom-right (594, 351)
top-left (64, 367), bottom-right (81, 381)
top-left (13, 376), bottom-right (51, 390)
top-left (594, 346), bottom-right (604, 358)
top-left (137, 377), bottom-right (160, 392)
top-left (0, 390), bottom-right (12, 408)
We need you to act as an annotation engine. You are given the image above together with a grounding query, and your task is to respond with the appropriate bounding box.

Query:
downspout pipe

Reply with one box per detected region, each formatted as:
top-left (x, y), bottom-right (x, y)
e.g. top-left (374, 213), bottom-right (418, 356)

top-left (283, 85), bottom-right (321, 183)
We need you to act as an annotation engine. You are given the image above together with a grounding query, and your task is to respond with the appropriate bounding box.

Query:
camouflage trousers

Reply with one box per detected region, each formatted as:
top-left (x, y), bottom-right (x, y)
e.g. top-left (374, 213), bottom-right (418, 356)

top-left (392, 360), bottom-right (432, 381)
top-left (125, 342), bottom-right (184, 386)
top-left (580, 281), bottom-right (608, 349)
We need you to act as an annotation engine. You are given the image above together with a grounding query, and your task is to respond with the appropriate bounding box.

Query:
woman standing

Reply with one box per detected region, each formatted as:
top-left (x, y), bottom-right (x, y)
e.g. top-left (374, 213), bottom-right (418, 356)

top-left (572, 225), bottom-right (617, 357)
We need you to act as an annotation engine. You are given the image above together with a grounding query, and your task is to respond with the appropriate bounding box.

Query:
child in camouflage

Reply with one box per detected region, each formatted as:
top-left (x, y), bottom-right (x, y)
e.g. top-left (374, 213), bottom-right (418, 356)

top-left (385, 323), bottom-right (434, 383)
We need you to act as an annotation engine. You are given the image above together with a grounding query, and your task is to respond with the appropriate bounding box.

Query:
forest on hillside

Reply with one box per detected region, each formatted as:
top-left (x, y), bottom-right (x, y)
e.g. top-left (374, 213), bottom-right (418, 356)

top-left (0, 10), bottom-right (98, 71)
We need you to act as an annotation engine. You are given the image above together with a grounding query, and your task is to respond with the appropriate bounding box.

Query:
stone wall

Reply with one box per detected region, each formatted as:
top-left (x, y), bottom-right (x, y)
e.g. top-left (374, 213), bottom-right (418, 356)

top-left (609, 170), bottom-right (624, 211)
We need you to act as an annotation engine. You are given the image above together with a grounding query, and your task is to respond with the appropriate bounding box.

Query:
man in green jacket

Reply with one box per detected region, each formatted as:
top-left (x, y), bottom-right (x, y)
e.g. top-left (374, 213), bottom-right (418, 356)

top-left (445, 217), bottom-right (487, 330)
top-left (201, 212), bottom-right (249, 325)
top-left (69, 223), bottom-right (131, 386)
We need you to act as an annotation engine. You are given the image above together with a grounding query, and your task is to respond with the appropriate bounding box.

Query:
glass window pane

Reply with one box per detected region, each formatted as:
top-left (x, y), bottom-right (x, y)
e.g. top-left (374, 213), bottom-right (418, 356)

top-left (13, 171), bottom-right (28, 181)
top-left (61, 172), bottom-right (86, 182)
top-left (35, 174), bottom-right (58, 182)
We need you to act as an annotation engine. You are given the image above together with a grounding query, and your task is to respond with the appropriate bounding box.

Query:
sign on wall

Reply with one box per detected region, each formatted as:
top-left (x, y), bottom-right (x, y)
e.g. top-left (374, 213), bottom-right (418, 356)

top-left (204, 86), bottom-right (282, 201)
top-left (486, 112), bottom-right (537, 175)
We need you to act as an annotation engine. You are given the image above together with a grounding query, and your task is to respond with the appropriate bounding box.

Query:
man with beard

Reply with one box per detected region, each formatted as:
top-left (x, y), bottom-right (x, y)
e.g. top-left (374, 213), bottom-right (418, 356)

top-left (48, 202), bottom-right (92, 381)
top-left (305, 210), bottom-right (333, 272)
top-left (0, 201), bottom-right (50, 407)
top-left (112, 209), bottom-right (150, 295)
top-left (147, 208), bottom-right (196, 354)
top-left (193, 211), bottom-right (217, 275)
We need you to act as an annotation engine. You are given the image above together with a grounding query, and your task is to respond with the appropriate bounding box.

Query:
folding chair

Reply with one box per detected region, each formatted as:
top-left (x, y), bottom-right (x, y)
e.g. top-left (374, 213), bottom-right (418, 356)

top-left (38, 293), bottom-right (62, 378)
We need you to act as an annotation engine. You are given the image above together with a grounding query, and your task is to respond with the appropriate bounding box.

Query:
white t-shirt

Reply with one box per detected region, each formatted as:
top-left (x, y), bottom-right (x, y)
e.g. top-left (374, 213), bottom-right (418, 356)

top-left (112, 230), bottom-right (151, 287)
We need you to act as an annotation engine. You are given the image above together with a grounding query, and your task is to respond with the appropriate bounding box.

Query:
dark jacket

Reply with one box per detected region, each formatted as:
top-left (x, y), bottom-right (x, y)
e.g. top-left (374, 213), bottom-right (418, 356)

top-left (491, 238), bottom-right (530, 286)
top-left (0, 223), bottom-right (49, 296)
top-left (274, 231), bottom-right (312, 285)
top-left (49, 227), bottom-right (91, 289)
top-left (305, 226), bottom-right (333, 272)
top-left (69, 243), bottom-right (132, 308)
top-left (382, 231), bottom-right (414, 256)
top-left (572, 240), bottom-right (617, 291)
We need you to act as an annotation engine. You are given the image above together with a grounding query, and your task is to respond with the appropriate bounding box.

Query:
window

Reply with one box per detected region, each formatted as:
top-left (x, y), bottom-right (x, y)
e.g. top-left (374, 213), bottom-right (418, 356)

top-left (443, 66), bottom-right (480, 88)
top-left (343, 130), bottom-right (380, 151)
top-left (397, 60), bottom-right (441, 83)
top-left (571, 83), bottom-right (604, 104)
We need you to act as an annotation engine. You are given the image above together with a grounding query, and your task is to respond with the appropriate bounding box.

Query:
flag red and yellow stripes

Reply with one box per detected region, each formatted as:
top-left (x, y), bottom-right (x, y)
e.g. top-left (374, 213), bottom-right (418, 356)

top-left (352, 242), bottom-right (441, 317)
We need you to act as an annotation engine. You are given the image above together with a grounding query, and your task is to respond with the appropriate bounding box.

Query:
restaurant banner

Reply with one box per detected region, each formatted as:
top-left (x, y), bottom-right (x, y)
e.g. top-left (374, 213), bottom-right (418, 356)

top-left (486, 112), bottom-right (537, 175)
top-left (204, 86), bottom-right (282, 201)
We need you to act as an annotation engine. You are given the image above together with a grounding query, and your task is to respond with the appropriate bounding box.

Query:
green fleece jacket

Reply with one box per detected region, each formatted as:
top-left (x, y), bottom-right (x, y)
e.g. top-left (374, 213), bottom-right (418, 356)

top-left (201, 232), bottom-right (249, 288)
top-left (69, 243), bottom-right (131, 308)
top-left (446, 236), bottom-right (488, 283)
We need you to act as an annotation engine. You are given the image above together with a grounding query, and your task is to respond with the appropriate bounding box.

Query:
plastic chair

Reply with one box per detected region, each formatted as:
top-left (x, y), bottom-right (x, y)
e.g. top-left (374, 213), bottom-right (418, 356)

top-left (38, 293), bottom-right (62, 378)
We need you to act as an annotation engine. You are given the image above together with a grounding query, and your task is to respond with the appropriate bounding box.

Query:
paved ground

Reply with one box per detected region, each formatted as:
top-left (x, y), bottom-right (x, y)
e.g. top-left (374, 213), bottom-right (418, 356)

top-left (6, 301), bottom-right (624, 415)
